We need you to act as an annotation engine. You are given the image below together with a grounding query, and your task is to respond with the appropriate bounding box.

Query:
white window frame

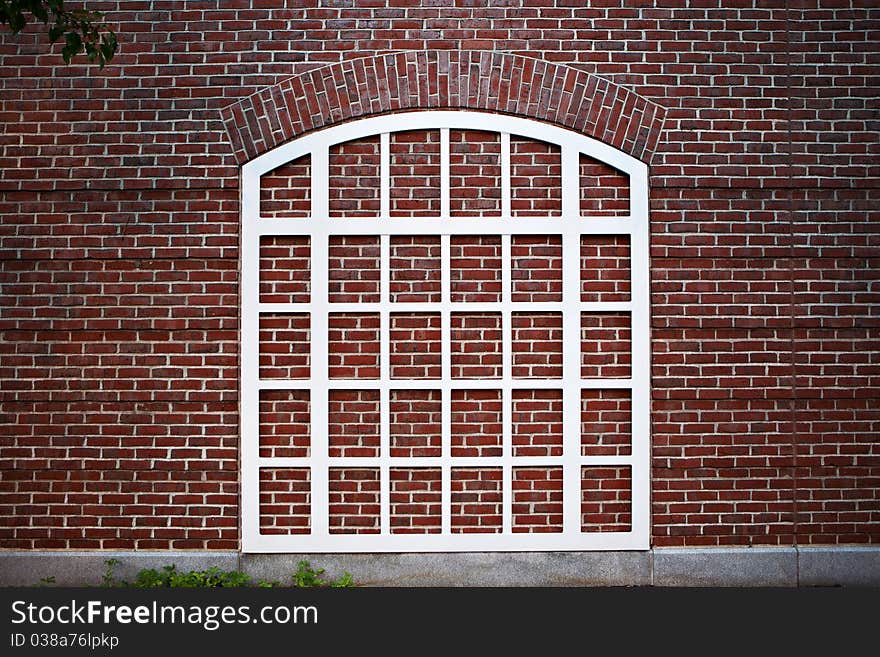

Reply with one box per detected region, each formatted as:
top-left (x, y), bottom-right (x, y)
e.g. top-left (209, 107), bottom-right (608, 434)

top-left (241, 111), bottom-right (649, 552)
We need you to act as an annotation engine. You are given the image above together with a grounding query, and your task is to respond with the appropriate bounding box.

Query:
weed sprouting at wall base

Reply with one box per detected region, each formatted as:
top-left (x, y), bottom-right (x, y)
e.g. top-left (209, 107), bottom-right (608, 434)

top-left (62, 559), bottom-right (355, 588)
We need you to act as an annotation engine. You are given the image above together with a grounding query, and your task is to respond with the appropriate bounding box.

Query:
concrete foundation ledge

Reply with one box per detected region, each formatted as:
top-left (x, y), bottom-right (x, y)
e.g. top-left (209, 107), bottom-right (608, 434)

top-left (797, 547), bottom-right (880, 587)
top-left (0, 551), bottom-right (239, 587)
top-left (0, 547), bottom-right (877, 587)
top-left (652, 548), bottom-right (798, 587)
top-left (241, 551), bottom-right (652, 587)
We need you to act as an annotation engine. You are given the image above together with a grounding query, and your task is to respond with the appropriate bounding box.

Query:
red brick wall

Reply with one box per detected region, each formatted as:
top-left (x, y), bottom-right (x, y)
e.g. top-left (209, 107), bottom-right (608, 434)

top-left (1, 3), bottom-right (877, 550)
top-left (329, 390), bottom-right (379, 458)
top-left (329, 468), bottom-right (380, 535)
top-left (513, 467), bottom-right (563, 533)
top-left (390, 389), bottom-right (442, 458)
top-left (510, 137), bottom-right (562, 216)
top-left (329, 236), bottom-right (380, 303)
top-left (390, 468), bottom-right (442, 534)
top-left (450, 236), bottom-right (502, 302)
top-left (512, 235), bottom-right (562, 302)
top-left (259, 390), bottom-right (309, 459)
top-left (513, 390), bottom-right (563, 458)
top-left (450, 129), bottom-right (501, 216)
top-left (451, 313), bottom-right (502, 379)
top-left (328, 314), bottom-right (380, 380)
top-left (259, 468), bottom-right (309, 536)
top-left (261, 156), bottom-right (311, 217)
top-left (390, 130), bottom-right (441, 217)
top-left (260, 236), bottom-right (310, 303)
top-left (259, 314), bottom-right (310, 380)
top-left (452, 468), bottom-right (502, 533)
top-left (451, 390), bottom-right (502, 457)
top-left (329, 136), bottom-right (380, 217)
top-left (390, 236), bottom-right (441, 302)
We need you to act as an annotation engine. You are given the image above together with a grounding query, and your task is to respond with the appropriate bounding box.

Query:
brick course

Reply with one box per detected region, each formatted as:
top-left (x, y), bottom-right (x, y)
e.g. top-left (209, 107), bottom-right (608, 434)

top-left (451, 389), bottom-right (503, 458)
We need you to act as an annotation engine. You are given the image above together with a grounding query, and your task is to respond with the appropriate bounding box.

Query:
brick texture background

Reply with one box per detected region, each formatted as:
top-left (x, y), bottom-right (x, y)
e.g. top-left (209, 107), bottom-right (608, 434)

top-left (1, 3), bottom-right (878, 550)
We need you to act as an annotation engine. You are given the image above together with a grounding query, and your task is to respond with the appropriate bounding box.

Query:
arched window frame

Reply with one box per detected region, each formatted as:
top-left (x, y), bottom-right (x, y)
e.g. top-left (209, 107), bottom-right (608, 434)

top-left (241, 111), bottom-right (650, 552)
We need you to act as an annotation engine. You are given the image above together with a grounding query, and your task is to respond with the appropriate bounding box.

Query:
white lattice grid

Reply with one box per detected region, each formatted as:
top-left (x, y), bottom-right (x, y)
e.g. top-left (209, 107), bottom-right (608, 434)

top-left (241, 112), bottom-right (649, 552)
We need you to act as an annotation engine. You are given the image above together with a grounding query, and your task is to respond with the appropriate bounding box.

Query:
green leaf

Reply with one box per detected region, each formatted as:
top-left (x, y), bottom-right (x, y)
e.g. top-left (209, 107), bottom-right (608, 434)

top-left (8, 11), bottom-right (25, 33)
top-left (31, 4), bottom-right (47, 23)
top-left (1, 2), bottom-right (117, 66)
top-left (100, 39), bottom-right (115, 62)
top-left (64, 30), bottom-right (81, 51)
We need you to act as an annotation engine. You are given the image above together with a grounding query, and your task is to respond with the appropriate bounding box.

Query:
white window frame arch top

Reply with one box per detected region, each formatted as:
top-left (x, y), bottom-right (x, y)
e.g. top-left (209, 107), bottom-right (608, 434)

top-left (240, 110), bottom-right (650, 553)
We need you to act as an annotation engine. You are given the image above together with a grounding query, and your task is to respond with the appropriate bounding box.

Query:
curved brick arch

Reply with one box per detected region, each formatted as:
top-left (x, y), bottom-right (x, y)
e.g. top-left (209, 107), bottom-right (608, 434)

top-left (220, 51), bottom-right (666, 165)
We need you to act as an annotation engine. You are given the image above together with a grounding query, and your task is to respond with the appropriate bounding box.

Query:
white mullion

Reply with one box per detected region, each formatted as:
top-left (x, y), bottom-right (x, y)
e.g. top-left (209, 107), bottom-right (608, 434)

top-left (379, 234), bottom-right (391, 535)
top-left (268, 301), bottom-right (632, 314)
top-left (629, 163), bottom-right (651, 547)
top-left (440, 233), bottom-right (452, 535)
top-left (254, 222), bottom-right (315, 237)
top-left (251, 216), bottom-right (633, 235)
top-left (313, 217), bottom-right (631, 236)
top-left (561, 145), bottom-right (582, 536)
top-left (259, 377), bottom-right (633, 390)
top-left (579, 378), bottom-right (631, 389)
top-left (380, 132), bottom-right (390, 218)
top-left (501, 132), bottom-right (511, 218)
top-left (501, 233), bottom-right (513, 535)
top-left (261, 455), bottom-right (633, 469)
top-left (327, 302), bottom-right (572, 313)
top-left (310, 146), bottom-right (330, 537)
top-left (240, 165), bottom-right (261, 549)
top-left (257, 379), bottom-right (317, 390)
top-left (259, 303), bottom-right (313, 314)
top-left (580, 302), bottom-right (631, 312)
top-left (440, 127), bottom-right (450, 217)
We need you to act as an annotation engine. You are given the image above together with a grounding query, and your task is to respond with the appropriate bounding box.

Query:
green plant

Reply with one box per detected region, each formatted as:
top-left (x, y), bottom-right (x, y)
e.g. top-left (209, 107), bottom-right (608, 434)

top-left (292, 560), bottom-right (354, 588)
top-left (0, 0), bottom-right (118, 66)
top-left (86, 561), bottom-right (350, 588)
top-left (101, 558), bottom-right (121, 587)
top-left (133, 565), bottom-right (254, 588)
top-left (102, 560), bottom-right (256, 588)
top-left (38, 575), bottom-right (56, 587)
top-left (330, 571), bottom-right (355, 588)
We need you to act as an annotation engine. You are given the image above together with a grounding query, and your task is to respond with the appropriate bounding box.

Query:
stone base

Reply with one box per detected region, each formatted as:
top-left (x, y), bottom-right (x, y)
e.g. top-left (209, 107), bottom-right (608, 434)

top-left (1, 547), bottom-right (877, 587)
